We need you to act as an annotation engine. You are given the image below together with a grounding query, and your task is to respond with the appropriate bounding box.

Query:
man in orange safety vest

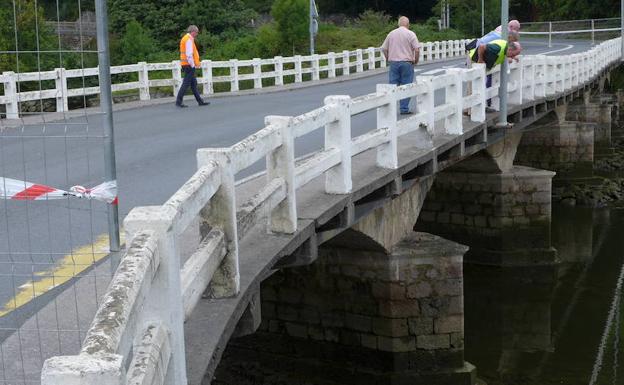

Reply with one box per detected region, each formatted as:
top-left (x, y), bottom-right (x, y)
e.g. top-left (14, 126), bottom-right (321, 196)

top-left (175, 25), bottom-right (210, 108)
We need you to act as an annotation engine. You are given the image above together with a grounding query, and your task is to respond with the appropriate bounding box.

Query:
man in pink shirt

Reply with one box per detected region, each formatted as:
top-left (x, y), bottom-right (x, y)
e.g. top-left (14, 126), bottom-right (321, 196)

top-left (381, 16), bottom-right (420, 114)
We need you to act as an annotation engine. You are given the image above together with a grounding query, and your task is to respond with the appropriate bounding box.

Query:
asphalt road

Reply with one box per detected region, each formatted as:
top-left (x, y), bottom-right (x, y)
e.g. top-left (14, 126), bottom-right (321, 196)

top-left (0, 39), bottom-right (594, 330)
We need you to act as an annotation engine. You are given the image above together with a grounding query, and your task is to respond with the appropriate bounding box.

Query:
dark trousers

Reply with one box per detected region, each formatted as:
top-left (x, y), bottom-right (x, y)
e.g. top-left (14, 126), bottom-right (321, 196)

top-left (176, 66), bottom-right (203, 105)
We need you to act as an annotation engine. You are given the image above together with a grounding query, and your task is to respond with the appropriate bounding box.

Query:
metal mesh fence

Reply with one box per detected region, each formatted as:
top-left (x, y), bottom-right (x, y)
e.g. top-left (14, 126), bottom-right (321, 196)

top-left (0, 0), bottom-right (115, 383)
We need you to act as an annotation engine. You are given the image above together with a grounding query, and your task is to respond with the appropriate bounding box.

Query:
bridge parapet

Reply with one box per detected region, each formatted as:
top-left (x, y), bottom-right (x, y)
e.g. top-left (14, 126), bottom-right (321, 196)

top-left (40, 38), bottom-right (622, 384)
top-left (1, 39), bottom-right (473, 120)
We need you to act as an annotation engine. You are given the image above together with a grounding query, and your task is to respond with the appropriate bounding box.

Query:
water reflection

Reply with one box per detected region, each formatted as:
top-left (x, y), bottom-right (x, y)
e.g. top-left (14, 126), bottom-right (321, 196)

top-left (465, 205), bottom-right (624, 385)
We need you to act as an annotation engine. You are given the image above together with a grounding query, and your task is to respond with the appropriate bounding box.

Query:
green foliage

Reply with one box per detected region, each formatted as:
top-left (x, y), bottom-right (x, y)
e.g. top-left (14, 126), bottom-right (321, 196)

top-left (242, 0), bottom-right (273, 14)
top-left (271, 0), bottom-right (309, 54)
top-left (354, 9), bottom-right (393, 36)
top-left (116, 20), bottom-right (161, 65)
top-left (316, 0), bottom-right (438, 18)
top-left (0, 0), bottom-right (57, 73)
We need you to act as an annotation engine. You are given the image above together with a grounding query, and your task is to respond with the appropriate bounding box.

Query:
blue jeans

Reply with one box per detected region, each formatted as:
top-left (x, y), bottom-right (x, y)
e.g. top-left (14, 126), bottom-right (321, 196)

top-left (389, 61), bottom-right (415, 113)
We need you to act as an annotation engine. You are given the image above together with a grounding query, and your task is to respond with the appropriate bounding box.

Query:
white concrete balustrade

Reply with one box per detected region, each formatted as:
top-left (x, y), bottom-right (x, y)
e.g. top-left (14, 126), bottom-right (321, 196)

top-left (40, 37), bottom-right (621, 384)
top-left (0, 40), bottom-right (473, 119)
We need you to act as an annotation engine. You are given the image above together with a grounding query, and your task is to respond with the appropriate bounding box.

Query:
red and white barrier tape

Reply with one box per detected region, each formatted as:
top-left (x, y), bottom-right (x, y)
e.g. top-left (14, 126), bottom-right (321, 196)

top-left (0, 177), bottom-right (118, 205)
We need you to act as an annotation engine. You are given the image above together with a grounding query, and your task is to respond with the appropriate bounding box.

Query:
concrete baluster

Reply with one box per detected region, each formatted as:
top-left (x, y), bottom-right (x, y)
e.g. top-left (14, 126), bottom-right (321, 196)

top-left (172, 60), bottom-right (182, 96)
top-left (444, 69), bottom-right (464, 134)
top-left (545, 57), bottom-right (556, 96)
top-left (426, 42), bottom-right (433, 62)
top-left (490, 68), bottom-right (501, 111)
top-left (265, 116), bottom-right (297, 233)
top-left (534, 55), bottom-right (546, 98)
top-left (312, 54), bottom-right (320, 81)
top-left (124, 207), bottom-right (187, 385)
top-left (380, 48), bottom-right (388, 68)
top-left (367, 47), bottom-right (376, 70)
top-left (342, 50), bottom-right (350, 75)
top-left (328, 53), bottom-right (336, 78)
top-left (55, 67), bottom-right (68, 112)
top-left (522, 57), bottom-right (535, 102)
top-left (508, 61), bottom-right (523, 105)
top-left (433, 41), bottom-right (440, 60)
top-left (375, 84), bottom-right (398, 169)
top-left (275, 56), bottom-right (284, 86)
top-left (230, 59), bottom-right (239, 92)
top-left (471, 64), bottom-right (486, 122)
top-left (356, 49), bottom-right (364, 73)
top-left (196, 149), bottom-right (240, 299)
top-left (137, 62), bottom-right (150, 101)
top-left (201, 60), bottom-right (214, 96)
top-left (294, 55), bottom-right (303, 83)
top-left (416, 77), bottom-right (435, 136)
top-left (2, 72), bottom-right (18, 119)
top-left (253, 58), bottom-right (262, 89)
top-left (324, 95), bottom-right (352, 194)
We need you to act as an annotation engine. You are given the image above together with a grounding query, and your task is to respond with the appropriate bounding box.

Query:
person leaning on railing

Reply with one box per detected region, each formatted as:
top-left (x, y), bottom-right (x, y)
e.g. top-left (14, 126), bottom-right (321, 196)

top-left (176, 25), bottom-right (210, 108)
top-left (381, 16), bottom-right (420, 115)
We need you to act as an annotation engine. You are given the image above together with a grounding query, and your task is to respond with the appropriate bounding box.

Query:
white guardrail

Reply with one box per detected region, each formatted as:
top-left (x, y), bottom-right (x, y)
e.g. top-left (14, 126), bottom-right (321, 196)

top-left (40, 38), bottom-right (622, 384)
top-left (0, 39), bottom-right (473, 119)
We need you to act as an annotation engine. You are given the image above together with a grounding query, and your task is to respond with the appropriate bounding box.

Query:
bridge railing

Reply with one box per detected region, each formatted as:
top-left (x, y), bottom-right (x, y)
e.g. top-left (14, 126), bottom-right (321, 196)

top-left (40, 37), bottom-right (621, 384)
top-left (1, 39), bottom-right (472, 120)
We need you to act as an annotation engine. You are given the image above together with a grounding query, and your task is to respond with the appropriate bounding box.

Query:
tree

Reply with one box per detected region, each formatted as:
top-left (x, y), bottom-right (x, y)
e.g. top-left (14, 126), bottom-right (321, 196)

top-left (272, 0), bottom-right (308, 54)
top-left (117, 20), bottom-right (161, 65)
top-left (0, 0), bottom-right (57, 73)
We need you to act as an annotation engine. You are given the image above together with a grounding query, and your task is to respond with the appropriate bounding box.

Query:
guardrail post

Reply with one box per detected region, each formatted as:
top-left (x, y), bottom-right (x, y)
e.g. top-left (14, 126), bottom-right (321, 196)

top-left (328, 53), bottom-right (336, 78)
top-left (294, 55), bottom-right (303, 83)
top-left (490, 68), bottom-right (501, 111)
top-left (275, 56), bottom-right (284, 86)
top-left (196, 149), bottom-right (240, 297)
top-left (356, 49), bottom-right (364, 73)
top-left (55, 68), bottom-right (68, 112)
top-left (264, 116), bottom-right (297, 233)
top-left (434, 41), bottom-right (440, 60)
top-left (201, 60), bottom-right (213, 96)
top-left (380, 48), bottom-right (387, 68)
top-left (3, 72), bottom-right (19, 119)
top-left (367, 47), bottom-right (376, 70)
top-left (545, 57), bottom-right (556, 96)
top-left (230, 59), bottom-right (239, 92)
top-left (124, 206), bottom-right (187, 385)
top-left (312, 54), bottom-right (320, 81)
top-left (324, 95), bottom-right (352, 194)
top-left (172, 60), bottom-right (182, 96)
top-left (444, 69), bottom-right (464, 135)
top-left (376, 84), bottom-right (398, 169)
top-left (342, 50), bottom-right (350, 75)
top-left (253, 58), bottom-right (262, 89)
top-left (137, 62), bottom-right (150, 101)
top-left (42, 354), bottom-right (124, 385)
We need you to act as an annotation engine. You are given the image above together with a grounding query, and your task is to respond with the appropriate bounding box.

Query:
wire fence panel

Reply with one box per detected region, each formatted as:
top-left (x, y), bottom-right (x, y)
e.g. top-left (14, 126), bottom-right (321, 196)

top-left (0, 0), bottom-right (116, 383)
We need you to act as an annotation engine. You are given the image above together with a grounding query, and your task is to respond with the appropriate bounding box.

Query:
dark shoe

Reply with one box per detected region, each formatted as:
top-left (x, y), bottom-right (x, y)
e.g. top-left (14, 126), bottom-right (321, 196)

top-left (400, 111), bottom-right (413, 115)
top-left (176, 103), bottom-right (188, 108)
top-left (198, 101), bottom-right (210, 106)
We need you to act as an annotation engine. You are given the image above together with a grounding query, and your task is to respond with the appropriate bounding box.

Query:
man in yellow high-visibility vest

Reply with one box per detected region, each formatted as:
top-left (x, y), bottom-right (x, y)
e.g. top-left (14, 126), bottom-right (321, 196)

top-left (176, 25), bottom-right (210, 108)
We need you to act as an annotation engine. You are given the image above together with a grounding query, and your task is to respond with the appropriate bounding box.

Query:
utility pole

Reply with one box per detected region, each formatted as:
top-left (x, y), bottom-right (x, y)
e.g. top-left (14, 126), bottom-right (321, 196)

top-left (310, 0), bottom-right (318, 55)
top-left (481, 0), bottom-right (485, 36)
top-left (498, 0), bottom-right (509, 127)
top-left (94, 0), bottom-right (121, 261)
top-left (621, 0), bottom-right (624, 61)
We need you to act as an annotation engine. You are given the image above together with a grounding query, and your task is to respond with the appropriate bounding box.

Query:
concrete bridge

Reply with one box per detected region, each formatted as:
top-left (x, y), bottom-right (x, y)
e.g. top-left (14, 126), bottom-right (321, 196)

top-left (38, 37), bottom-right (622, 385)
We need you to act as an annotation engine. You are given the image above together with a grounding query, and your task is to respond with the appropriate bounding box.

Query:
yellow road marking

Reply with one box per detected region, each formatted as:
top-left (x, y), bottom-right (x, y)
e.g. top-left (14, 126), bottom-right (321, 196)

top-left (0, 232), bottom-right (124, 317)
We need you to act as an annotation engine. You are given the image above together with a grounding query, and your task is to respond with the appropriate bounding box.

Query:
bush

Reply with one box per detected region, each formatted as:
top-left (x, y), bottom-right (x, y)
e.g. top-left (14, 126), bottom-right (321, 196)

top-left (271, 0), bottom-right (308, 55)
top-left (354, 10), bottom-right (393, 36)
top-left (119, 20), bottom-right (161, 64)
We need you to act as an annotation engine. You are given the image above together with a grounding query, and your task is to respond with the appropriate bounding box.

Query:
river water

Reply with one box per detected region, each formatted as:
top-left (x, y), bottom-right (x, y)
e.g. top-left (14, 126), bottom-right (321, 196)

top-left (465, 204), bottom-right (624, 385)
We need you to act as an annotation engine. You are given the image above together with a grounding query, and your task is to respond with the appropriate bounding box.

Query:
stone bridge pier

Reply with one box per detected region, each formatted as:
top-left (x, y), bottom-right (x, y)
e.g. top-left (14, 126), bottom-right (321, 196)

top-left (415, 130), bottom-right (557, 267)
top-left (215, 178), bottom-right (476, 385)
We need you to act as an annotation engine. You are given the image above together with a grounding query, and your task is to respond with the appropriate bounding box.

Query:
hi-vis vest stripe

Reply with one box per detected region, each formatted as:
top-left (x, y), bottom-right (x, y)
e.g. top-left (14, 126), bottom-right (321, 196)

top-left (180, 33), bottom-right (200, 67)
top-left (469, 39), bottom-right (507, 67)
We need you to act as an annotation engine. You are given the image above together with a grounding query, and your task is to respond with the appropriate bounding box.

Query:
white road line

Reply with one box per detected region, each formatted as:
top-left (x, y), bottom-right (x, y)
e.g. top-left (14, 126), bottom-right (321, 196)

top-left (539, 43), bottom-right (575, 55)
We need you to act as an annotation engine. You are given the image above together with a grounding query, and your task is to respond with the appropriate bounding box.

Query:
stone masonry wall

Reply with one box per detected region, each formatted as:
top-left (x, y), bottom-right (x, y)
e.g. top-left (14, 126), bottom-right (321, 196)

top-left (416, 166), bottom-right (556, 266)
top-left (515, 122), bottom-right (594, 177)
top-left (248, 232), bottom-right (475, 383)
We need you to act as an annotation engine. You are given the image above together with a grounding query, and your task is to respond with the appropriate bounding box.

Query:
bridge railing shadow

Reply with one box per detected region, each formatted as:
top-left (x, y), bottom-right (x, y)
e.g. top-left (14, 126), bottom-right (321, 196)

top-left (39, 38), bottom-right (621, 384)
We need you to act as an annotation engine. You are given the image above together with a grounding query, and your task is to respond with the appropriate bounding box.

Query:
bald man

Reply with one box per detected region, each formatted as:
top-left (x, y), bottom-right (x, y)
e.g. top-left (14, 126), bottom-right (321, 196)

top-left (381, 16), bottom-right (420, 114)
